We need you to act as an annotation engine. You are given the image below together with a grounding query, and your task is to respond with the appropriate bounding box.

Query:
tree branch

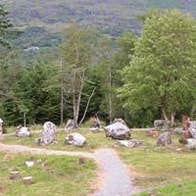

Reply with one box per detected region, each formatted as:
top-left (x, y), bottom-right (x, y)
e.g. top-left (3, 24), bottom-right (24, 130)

top-left (79, 87), bottom-right (96, 125)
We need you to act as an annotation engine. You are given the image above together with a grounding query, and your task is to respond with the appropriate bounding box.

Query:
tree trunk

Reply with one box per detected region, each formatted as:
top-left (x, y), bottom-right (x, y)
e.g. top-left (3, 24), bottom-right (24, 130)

top-left (79, 87), bottom-right (96, 125)
top-left (75, 71), bottom-right (85, 125)
top-left (72, 68), bottom-right (78, 128)
top-left (108, 65), bottom-right (112, 123)
top-left (23, 112), bottom-right (26, 127)
top-left (161, 107), bottom-right (169, 121)
top-left (170, 112), bottom-right (176, 127)
top-left (60, 58), bottom-right (64, 126)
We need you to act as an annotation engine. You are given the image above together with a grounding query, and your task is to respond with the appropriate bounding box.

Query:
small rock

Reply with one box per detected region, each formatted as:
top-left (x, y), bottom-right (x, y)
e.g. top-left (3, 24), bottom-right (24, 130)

top-left (117, 139), bottom-right (144, 148)
top-left (25, 160), bottom-right (34, 168)
top-left (16, 126), bottom-right (31, 137)
top-left (79, 157), bottom-right (86, 165)
top-left (9, 171), bottom-right (20, 180)
top-left (23, 176), bottom-right (34, 185)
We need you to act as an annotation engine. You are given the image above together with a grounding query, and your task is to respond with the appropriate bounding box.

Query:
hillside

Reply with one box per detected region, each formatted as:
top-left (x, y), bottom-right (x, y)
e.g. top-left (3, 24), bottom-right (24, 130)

top-left (2, 0), bottom-right (196, 48)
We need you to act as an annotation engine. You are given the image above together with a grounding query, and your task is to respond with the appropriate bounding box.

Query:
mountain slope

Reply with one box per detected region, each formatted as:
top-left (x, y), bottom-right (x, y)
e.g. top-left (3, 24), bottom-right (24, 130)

top-left (2, 0), bottom-right (196, 48)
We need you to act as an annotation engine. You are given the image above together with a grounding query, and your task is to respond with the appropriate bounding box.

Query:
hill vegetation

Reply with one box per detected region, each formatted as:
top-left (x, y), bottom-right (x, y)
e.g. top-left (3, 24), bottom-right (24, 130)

top-left (2, 0), bottom-right (196, 48)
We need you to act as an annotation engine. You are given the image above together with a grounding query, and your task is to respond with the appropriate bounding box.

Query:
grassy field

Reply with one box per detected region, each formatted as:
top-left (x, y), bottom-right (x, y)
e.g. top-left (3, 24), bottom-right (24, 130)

top-left (2, 128), bottom-right (196, 195)
top-left (0, 152), bottom-right (96, 196)
top-left (117, 132), bottom-right (196, 195)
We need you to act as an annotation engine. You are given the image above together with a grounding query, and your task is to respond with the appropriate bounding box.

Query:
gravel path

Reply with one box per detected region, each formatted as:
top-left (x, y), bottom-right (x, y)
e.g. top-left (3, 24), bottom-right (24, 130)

top-left (94, 148), bottom-right (136, 196)
top-left (0, 143), bottom-right (137, 196)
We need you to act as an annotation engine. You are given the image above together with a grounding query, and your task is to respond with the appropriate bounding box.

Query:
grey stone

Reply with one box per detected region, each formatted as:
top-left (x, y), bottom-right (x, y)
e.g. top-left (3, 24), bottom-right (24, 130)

top-left (157, 132), bottom-right (172, 146)
top-left (65, 132), bottom-right (86, 147)
top-left (186, 138), bottom-right (196, 150)
top-left (117, 139), bottom-right (144, 148)
top-left (104, 121), bottom-right (131, 140)
top-left (154, 120), bottom-right (169, 130)
top-left (39, 121), bottom-right (56, 145)
top-left (16, 126), bottom-right (31, 137)
top-left (23, 176), bottom-right (34, 185)
top-left (189, 121), bottom-right (196, 139)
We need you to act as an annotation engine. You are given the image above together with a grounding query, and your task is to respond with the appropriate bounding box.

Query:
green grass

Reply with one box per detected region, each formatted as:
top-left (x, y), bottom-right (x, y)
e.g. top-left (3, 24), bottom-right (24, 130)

top-left (0, 152), bottom-right (96, 196)
top-left (118, 132), bottom-right (196, 188)
top-left (138, 180), bottom-right (196, 196)
top-left (2, 129), bottom-right (196, 193)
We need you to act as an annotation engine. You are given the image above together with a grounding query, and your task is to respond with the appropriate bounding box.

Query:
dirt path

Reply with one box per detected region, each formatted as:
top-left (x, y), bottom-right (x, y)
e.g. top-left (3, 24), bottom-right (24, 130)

top-left (0, 143), bottom-right (94, 158)
top-left (0, 143), bottom-right (137, 196)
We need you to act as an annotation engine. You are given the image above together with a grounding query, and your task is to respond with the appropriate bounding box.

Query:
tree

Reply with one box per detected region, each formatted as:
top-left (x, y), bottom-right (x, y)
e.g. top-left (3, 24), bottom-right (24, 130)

top-left (0, 4), bottom-right (13, 48)
top-left (119, 10), bottom-right (196, 126)
top-left (60, 23), bottom-right (95, 127)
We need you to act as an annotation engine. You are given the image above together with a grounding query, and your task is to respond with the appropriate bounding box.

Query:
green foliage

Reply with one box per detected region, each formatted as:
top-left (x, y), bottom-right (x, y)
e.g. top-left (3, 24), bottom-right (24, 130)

top-left (119, 10), bottom-right (196, 122)
top-left (0, 4), bottom-right (13, 48)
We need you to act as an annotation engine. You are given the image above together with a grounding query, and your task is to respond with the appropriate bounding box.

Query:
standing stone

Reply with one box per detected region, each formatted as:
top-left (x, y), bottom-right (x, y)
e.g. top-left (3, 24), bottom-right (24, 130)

top-left (16, 125), bottom-right (31, 137)
top-left (0, 118), bottom-right (3, 136)
top-left (39, 121), bottom-right (56, 145)
top-left (157, 132), bottom-right (172, 146)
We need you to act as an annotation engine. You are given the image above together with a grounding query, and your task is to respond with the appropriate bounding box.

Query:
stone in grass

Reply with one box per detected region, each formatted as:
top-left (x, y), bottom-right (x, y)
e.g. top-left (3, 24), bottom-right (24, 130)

top-left (25, 160), bottom-right (34, 168)
top-left (9, 171), bottom-right (21, 180)
top-left (186, 138), bottom-right (196, 150)
top-left (157, 132), bottom-right (172, 146)
top-left (104, 121), bottom-right (131, 140)
top-left (38, 121), bottom-right (56, 145)
top-left (16, 125), bottom-right (31, 137)
top-left (65, 132), bottom-right (86, 147)
top-left (79, 157), bottom-right (86, 165)
top-left (117, 139), bottom-right (144, 148)
top-left (23, 176), bottom-right (34, 185)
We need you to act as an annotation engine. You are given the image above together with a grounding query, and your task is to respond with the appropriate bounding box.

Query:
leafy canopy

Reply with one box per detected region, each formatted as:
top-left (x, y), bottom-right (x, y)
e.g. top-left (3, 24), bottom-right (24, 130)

top-left (119, 9), bottom-right (196, 119)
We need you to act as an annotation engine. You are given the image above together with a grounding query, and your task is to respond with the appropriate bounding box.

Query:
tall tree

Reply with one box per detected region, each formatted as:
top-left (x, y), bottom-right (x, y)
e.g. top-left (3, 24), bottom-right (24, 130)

top-left (60, 23), bottom-right (95, 127)
top-left (119, 10), bottom-right (196, 126)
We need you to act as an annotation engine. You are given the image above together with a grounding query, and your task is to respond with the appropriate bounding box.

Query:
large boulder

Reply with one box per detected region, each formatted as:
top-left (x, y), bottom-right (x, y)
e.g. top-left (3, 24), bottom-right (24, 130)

top-left (154, 120), bottom-right (169, 130)
top-left (186, 138), bottom-right (196, 150)
top-left (38, 121), bottom-right (56, 145)
top-left (157, 132), bottom-right (172, 146)
top-left (189, 121), bottom-right (196, 139)
top-left (16, 126), bottom-right (31, 137)
top-left (104, 121), bottom-right (131, 140)
top-left (65, 132), bottom-right (86, 147)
